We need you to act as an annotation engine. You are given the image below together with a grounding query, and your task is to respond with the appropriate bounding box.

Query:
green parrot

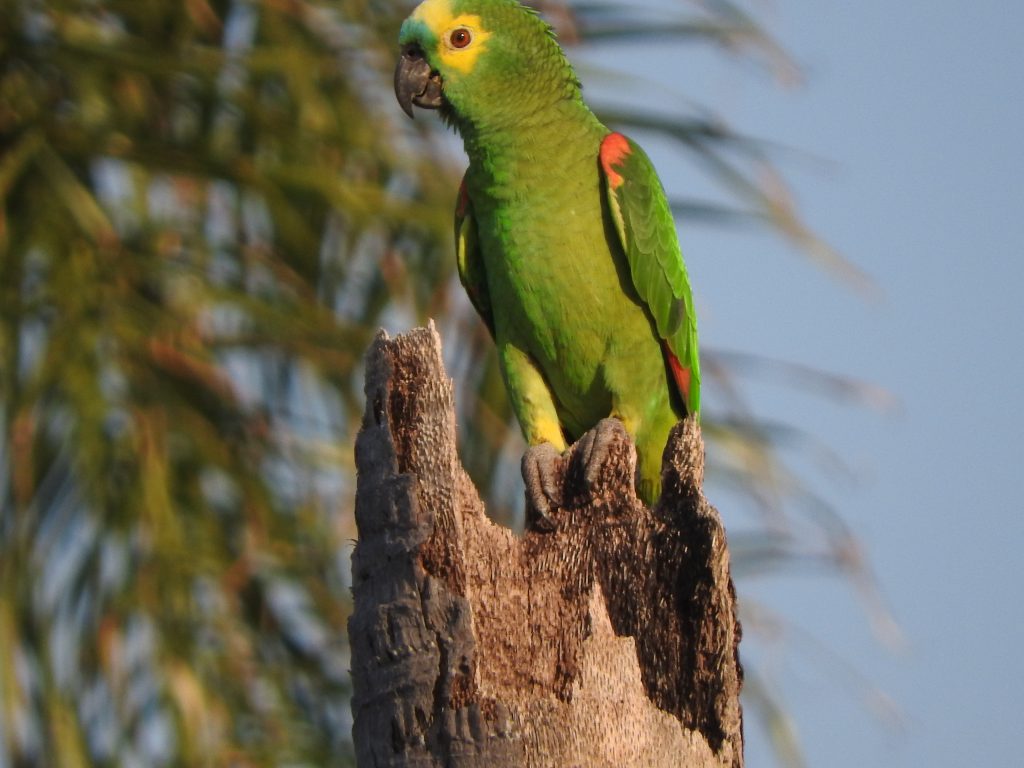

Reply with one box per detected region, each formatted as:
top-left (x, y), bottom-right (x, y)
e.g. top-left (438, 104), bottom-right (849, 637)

top-left (395, 0), bottom-right (700, 507)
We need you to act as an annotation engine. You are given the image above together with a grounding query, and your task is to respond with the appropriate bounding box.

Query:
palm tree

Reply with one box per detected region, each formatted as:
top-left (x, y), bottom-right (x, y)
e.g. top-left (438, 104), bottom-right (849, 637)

top-left (0, 0), bottom-right (882, 764)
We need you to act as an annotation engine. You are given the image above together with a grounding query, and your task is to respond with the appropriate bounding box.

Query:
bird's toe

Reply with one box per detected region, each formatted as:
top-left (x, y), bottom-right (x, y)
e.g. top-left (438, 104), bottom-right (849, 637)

top-left (522, 442), bottom-right (564, 531)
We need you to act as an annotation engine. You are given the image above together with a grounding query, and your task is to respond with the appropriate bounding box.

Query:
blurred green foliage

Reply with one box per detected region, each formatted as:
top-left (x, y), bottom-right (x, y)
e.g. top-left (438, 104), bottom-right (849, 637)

top-left (0, 0), bottom-right (884, 765)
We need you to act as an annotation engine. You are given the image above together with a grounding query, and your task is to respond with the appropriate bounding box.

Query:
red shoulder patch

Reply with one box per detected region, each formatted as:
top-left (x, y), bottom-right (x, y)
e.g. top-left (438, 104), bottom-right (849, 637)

top-left (663, 343), bottom-right (693, 413)
top-left (600, 133), bottom-right (631, 190)
top-left (456, 176), bottom-right (470, 219)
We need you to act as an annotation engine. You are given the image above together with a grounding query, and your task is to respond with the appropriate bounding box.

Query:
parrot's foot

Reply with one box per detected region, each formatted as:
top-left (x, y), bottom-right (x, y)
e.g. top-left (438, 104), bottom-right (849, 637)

top-left (575, 418), bottom-right (627, 490)
top-left (523, 420), bottom-right (633, 529)
top-left (522, 443), bottom-right (564, 531)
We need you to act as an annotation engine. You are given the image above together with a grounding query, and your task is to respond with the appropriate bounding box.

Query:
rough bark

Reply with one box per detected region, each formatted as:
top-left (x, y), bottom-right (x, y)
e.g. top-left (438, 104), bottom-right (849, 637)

top-left (349, 325), bottom-right (743, 768)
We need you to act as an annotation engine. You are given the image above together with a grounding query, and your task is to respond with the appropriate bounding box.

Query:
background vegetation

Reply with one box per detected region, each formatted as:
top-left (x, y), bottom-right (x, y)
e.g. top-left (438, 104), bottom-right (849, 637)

top-left (0, 0), bottom-right (880, 764)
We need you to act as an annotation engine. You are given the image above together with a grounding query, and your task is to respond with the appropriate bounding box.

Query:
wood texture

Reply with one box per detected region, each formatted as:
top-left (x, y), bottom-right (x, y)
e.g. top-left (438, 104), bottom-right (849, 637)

top-left (349, 325), bottom-right (743, 767)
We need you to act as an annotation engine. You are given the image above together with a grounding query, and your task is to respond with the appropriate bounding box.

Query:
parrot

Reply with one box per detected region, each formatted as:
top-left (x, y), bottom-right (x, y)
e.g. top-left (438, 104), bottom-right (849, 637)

top-left (394, 0), bottom-right (700, 508)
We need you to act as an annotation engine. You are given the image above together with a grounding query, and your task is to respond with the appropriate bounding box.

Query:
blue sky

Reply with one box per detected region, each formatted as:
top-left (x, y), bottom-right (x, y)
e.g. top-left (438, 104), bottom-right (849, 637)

top-left (579, 0), bottom-right (1024, 764)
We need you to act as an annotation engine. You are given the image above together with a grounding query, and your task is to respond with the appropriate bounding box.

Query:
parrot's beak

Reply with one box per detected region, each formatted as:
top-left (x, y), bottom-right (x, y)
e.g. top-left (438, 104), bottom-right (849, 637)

top-left (395, 44), bottom-right (443, 118)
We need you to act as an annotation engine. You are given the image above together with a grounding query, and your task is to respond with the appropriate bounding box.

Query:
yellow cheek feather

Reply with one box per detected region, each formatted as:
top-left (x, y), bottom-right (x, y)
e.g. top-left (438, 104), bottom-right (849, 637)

top-left (411, 0), bottom-right (491, 75)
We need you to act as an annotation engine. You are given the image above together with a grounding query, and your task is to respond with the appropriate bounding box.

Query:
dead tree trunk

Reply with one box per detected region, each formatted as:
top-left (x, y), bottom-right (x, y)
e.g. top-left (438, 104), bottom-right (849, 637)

top-left (349, 326), bottom-right (743, 768)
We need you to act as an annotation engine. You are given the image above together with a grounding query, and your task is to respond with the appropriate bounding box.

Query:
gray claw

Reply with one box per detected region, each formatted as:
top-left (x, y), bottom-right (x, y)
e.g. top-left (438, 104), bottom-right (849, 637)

top-left (577, 418), bottom-right (626, 488)
top-left (522, 443), bottom-right (564, 531)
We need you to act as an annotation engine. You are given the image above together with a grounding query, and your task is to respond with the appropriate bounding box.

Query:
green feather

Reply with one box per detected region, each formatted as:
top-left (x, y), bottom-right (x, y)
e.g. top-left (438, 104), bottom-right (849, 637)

top-left (602, 135), bottom-right (701, 415)
top-left (454, 175), bottom-right (494, 336)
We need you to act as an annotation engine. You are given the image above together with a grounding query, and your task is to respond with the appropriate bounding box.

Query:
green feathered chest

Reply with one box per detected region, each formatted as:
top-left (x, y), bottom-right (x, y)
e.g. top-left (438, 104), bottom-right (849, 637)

top-left (469, 143), bottom-right (624, 347)
top-left (464, 123), bottom-right (654, 425)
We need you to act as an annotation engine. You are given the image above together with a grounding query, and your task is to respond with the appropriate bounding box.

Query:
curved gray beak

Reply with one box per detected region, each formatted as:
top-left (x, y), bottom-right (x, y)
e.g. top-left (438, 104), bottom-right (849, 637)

top-left (394, 44), bottom-right (443, 118)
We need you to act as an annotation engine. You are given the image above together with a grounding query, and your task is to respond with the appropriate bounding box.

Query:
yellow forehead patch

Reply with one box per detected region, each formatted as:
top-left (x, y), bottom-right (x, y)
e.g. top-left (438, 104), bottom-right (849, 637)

top-left (411, 0), bottom-right (454, 30)
top-left (412, 0), bottom-right (492, 75)
top-left (409, 0), bottom-right (454, 29)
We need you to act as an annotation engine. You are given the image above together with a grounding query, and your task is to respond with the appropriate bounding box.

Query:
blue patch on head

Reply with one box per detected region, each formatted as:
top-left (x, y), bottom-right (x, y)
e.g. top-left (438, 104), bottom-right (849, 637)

top-left (399, 17), bottom-right (433, 46)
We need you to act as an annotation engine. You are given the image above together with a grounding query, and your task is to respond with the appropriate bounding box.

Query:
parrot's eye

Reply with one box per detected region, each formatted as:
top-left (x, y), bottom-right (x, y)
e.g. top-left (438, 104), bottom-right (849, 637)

top-left (449, 28), bottom-right (472, 48)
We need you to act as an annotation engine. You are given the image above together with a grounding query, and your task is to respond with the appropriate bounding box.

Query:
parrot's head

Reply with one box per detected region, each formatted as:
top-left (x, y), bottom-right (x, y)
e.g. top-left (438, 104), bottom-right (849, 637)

top-left (395, 0), bottom-right (578, 130)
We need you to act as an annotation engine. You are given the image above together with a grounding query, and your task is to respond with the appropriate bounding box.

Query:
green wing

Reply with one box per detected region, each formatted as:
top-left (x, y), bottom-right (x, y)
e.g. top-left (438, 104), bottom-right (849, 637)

top-left (600, 132), bottom-right (701, 415)
top-left (454, 174), bottom-right (494, 337)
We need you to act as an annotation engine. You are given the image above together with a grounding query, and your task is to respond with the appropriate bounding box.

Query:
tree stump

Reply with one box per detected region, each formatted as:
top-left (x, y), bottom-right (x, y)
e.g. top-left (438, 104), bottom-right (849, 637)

top-left (349, 325), bottom-right (743, 767)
